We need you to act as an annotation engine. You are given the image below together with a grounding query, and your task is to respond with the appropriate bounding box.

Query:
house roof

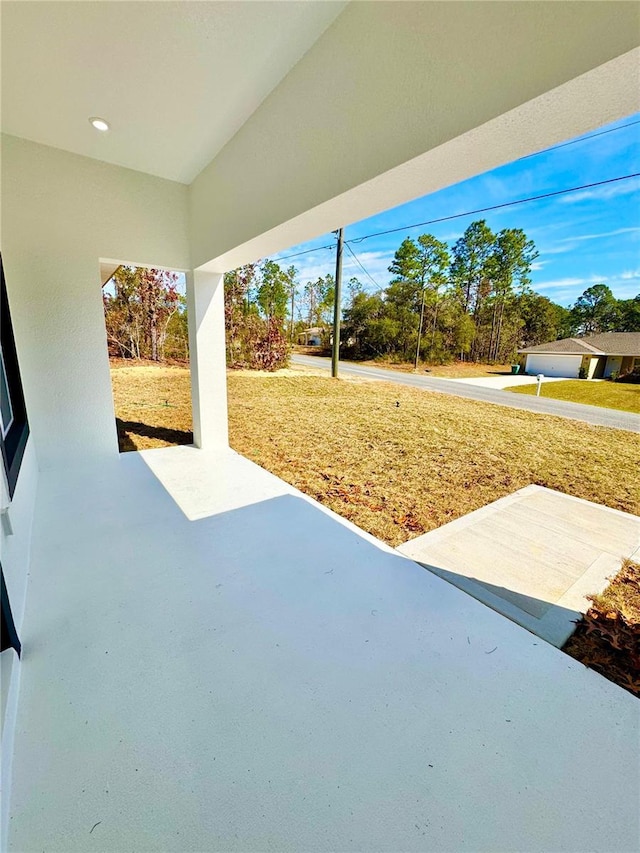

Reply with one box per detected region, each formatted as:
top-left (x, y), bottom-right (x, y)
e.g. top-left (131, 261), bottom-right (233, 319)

top-left (519, 332), bottom-right (640, 356)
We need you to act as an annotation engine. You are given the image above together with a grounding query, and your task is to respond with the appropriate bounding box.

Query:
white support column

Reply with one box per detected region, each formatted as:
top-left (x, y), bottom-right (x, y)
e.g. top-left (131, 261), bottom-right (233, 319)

top-left (186, 270), bottom-right (229, 450)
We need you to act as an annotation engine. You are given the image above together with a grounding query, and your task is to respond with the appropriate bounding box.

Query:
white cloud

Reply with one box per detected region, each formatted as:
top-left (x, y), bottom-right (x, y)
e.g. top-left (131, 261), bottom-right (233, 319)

top-left (568, 226), bottom-right (640, 242)
top-left (540, 244), bottom-right (574, 255)
top-left (539, 226), bottom-right (640, 257)
top-left (535, 276), bottom-right (591, 290)
top-left (536, 270), bottom-right (640, 302)
top-left (343, 249), bottom-right (393, 289)
top-left (559, 177), bottom-right (640, 204)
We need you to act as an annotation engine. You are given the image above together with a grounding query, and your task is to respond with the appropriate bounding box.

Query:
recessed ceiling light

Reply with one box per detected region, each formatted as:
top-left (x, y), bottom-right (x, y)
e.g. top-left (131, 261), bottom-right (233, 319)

top-left (89, 117), bottom-right (110, 132)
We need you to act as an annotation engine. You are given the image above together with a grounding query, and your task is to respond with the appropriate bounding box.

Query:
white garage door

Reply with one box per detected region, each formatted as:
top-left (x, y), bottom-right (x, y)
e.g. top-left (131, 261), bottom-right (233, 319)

top-left (525, 354), bottom-right (581, 378)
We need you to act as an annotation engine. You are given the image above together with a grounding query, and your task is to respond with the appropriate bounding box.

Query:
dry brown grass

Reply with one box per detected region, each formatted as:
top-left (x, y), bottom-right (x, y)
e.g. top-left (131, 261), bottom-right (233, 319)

top-left (110, 363), bottom-right (639, 547)
top-left (593, 558), bottom-right (640, 625)
top-left (110, 364), bottom-right (193, 452)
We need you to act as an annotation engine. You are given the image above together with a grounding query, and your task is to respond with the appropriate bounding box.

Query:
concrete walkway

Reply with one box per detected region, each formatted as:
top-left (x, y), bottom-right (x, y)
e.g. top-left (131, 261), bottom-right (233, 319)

top-left (398, 485), bottom-right (640, 647)
top-left (291, 354), bottom-right (640, 432)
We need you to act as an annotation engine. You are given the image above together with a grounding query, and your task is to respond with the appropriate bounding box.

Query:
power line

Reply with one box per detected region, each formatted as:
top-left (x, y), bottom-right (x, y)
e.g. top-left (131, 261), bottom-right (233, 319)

top-left (515, 118), bottom-right (640, 163)
top-left (344, 242), bottom-right (381, 290)
top-left (347, 173), bottom-right (640, 245)
top-left (273, 122), bottom-right (639, 263)
top-left (274, 169), bottom-right (640, 266)
top-left (276, 242), bottom-right (335, 262)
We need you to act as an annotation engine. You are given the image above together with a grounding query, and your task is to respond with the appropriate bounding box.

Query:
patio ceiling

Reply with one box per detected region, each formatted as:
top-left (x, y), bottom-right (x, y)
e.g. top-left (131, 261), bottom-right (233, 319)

top-left (0, 1), bottom-right (346, 183)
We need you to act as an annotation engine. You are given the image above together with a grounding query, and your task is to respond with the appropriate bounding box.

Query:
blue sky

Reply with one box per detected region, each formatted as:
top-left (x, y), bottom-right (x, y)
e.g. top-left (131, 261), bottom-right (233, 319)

top-left (271, 114), bottom-right (640, 308)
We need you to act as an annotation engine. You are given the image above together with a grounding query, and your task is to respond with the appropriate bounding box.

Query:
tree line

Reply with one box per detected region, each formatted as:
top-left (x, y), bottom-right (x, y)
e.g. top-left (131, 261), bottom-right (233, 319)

top-left (103, 223), bottom-right (639, 370)
top-left (103, 266), bottom-right (188, 361)
top-left (341, 221), bottom-right (639, 364)
top-left (224, 219), bottom-right (639, 370)
top-left (224, 261), bottom-right (351, 368)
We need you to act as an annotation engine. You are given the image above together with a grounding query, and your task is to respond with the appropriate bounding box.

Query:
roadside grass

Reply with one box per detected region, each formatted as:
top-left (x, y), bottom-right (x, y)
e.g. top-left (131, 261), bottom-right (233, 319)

top-left (564, 559), bottom-right (640, 696)
top-left (509, 379), bottom-right (640, 414)
top-left (110, 363), bottom-right (639, 547)
top-left (361, 359), bottom-right (516, 378)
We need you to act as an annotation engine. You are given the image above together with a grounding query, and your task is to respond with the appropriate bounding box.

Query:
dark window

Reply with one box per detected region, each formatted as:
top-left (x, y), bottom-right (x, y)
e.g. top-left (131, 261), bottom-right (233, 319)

top-left (1, 254), bottom-right (29, 498)
top-left (1, 565), bottom-right (21, 657)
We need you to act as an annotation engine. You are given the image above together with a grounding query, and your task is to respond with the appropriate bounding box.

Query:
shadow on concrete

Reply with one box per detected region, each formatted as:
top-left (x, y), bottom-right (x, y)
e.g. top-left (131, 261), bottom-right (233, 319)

top-left (115, 418), bottom-right (193, 452)
top-left (416, 561), bottom-right (581, 646)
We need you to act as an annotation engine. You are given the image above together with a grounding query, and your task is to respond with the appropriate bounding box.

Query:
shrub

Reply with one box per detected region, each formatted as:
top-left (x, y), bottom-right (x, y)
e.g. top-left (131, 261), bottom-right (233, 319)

top-left (250, 318), bottom-right (290, 371)
top-left (616, 369), bottom-right (640, 384)
top-left (226, 313), bottom-right (289, 371)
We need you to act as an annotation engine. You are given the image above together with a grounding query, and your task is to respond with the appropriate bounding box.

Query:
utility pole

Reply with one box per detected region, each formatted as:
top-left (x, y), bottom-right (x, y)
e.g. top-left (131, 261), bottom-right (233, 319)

top-left (331, 227), bottom-right (344, 378)
top-left (414, 283), bottom-right (426, 371)
top-left (290, 283), bottom-right (295, 343)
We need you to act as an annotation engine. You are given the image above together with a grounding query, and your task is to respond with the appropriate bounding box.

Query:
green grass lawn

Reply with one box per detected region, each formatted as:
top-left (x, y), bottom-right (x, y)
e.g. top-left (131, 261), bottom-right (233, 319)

top-left (509, 380), bottom-right (640, 414)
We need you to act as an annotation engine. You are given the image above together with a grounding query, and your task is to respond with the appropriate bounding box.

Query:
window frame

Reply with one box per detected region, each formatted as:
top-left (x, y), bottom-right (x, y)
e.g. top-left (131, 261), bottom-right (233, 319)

top-left (0, 255), bottom-right (29, 499)
top-left (1, 564), bottom-right (21, 657)
top-left (0, 345), bottom-right (15, 439)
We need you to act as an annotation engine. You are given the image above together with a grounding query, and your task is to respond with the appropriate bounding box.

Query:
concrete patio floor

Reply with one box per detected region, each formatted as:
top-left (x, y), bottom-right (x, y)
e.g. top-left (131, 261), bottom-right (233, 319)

top-left (398, 485), bottom-right (640, 647)
top-left (6, 448), bottom-right (639, 852)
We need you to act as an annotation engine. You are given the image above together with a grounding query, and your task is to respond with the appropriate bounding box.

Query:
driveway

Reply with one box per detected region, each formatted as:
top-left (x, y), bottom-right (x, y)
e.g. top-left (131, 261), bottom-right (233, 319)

top-left (448, 374), bottom-right (567, 390)
top-left (291, 354), bottom-right (640, 433)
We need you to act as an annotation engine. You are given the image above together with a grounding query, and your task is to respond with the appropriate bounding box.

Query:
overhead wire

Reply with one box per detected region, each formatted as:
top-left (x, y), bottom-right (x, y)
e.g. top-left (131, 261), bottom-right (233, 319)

top-left (344, 242), bottom-right (381, 290)
top-left (276, 172), bottom-right (639, 264)
top-left (346, 173), bottom-right (640, 245)
top-left (272, 119), bottom-right (640, 263)
top-left (514, 118), bottom-right (640, 163)
top-left (275, 243), bottom-right (335, 262)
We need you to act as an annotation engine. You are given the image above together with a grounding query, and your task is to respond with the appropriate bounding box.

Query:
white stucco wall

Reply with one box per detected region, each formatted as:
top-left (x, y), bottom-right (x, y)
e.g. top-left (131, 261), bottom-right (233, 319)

top-left (189, 2), bottom-right (640, 270)
top-left (0, 437), bottom-right (37, 684)
top-left (1, 135), bottom-right (190, 469)
top-left (1, 436), bottom-right (38, 846)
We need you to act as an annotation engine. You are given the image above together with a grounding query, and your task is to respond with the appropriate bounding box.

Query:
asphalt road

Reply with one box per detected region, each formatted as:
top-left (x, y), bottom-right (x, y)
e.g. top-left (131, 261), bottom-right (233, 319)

top-left (291, 354), bottom-right (640, 433)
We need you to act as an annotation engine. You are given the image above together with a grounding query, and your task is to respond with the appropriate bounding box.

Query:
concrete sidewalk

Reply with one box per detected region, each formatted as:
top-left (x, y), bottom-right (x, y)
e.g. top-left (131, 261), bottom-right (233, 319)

top-left (398, 485), bottom-right (640, 647)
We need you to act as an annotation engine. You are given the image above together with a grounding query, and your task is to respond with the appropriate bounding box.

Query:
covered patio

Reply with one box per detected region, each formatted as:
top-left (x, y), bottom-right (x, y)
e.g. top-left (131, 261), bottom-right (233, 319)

top-left (2, 2), bottom-right (640, 850)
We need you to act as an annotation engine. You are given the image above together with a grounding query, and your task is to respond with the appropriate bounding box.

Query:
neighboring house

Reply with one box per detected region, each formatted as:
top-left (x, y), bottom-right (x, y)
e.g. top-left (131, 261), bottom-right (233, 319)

top-left (298, 326), bottom-right (354, 347)
top-left (1, 4), bottom-right (639, 852)
top-left (520, 332), bottom-right (640, 378)
top-left (297, 326), bottom-right (324, 346)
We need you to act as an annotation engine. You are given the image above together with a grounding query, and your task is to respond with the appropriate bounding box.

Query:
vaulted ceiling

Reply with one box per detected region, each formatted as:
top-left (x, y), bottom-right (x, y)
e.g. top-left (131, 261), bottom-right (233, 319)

top-left (1, 1), bottom-right (346, 183)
